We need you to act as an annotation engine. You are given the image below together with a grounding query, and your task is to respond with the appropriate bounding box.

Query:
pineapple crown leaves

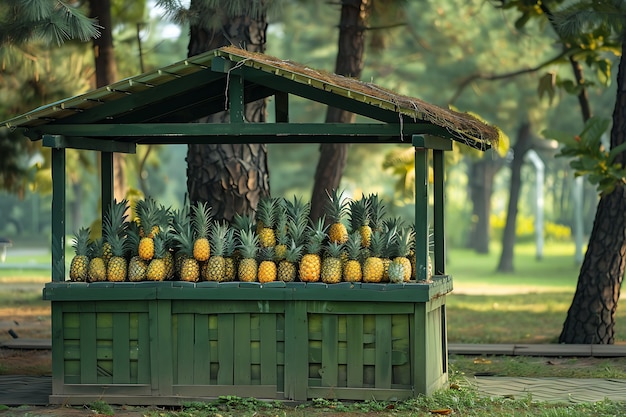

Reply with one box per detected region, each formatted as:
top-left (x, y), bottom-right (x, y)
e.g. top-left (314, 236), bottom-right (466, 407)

top-left (285, 195), bottom-right (310, 222)
top-left (304, 216), bottom-right (327, 254)
top-left (345, 232), bottom-right (363, 259)
top-left (383, 216), bottom-right (406, 234)
top-left (324, 241), bottom-right (344, 259)
top-left (71, 227), bottom-right (91, 256)
top-left (237, 228), bottom-right (260, 259)
top-left (256, 196), bottom-right (278, 228)
top-left (103, 199), bottom-right (129, 241)
top-left (287, 217), bottom-right (308, 247)
top-left (368, 230), bottom-right (386, 258)
top-left (324, 189), bottom-right (349, 223)
top-left (152, 232), bottom-right (169, 259)
top-left (191, 201), bottom-right (212, 239)
top-left (135, 197), bottom-right (159, 230)
top-left (172, 223), bottom-right (195, 256)
top-left (381, 226), bottom-right (399, 258)
top-left (89, 237), bottom-right (104, 258)
top-left (394, 227), bottom-right (415, 258)
top-left (366, 193), bottom-right (387, 230)
top-left (223, 227), bottom-right (237, 257)
top-left (232, 213), bottom-right (255, 232)
top-left (259, 246), bottom-right (276, 262)
top-left (283, 240), bottom-right (303, 263)
top-left (348, 197), bottom-right (371, 231)
top-left (126, 222), bottom-right (142, 257)
top-left (209, 221), bottom-right (230, 257)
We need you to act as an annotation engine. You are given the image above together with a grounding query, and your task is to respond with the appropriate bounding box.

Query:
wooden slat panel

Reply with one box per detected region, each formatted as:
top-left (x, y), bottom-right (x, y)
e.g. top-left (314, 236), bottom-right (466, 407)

top-left (194, 314), bottom-right (210, 384)
top-left (137, 312), bottom-right (151, 384)
top-left (346, 315), bottom-right (363, 388)
top-left (217, 314), bottom-right (234, 385)
top-left (112, 313), bottom-right (130, 383)
top-left (321, 315), bottom-right (338, 387)
top-left (52, 304), bottom-right (65, 393)
top-left (375, 315), bottom-right (392, 389)
top-left (306, 301), bottom-right (412, 315)
top-left (176, 314), bottom-right (194, 385)
top-left (234, 314), bottom-right (251, 385)
top-left (79, 312), bottom-right (97, 383)
top-left (259, 314), bottom-right (277, 385)
top-left (284, 301), bottom-right (308, 400)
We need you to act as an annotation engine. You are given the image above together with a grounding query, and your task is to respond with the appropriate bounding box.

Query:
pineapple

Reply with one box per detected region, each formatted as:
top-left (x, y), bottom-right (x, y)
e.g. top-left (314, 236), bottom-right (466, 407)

top-left (362, 231), bottom-right (384, 283)
top-left (191, 201), bottom-right (212, 262)
top-left (103, 200), bottom-right (129, 282)
top-left (69, 227), bottom-right (91, 282)
top-left (321, 241), bottom-right (344, 284)
top-left (146, 233), bottom-right (168, 281)
top-left (87, 238), bottom-right (107, 282)
top-left (299, 218), bottom-right (327, 282)
top-left (325, 189), bottom-right (349, 244)
top-left (256, 196), bottom-right (278, 248)
top-left (388, 261), bottom-right (405, 284)
top-left (349, 197), bottom-right (372, 248)
top-left (343, 232), bottom-right (362, 283)
top-left (204, 221), bottom-right (229, 281)
top-left (258, 247), bottom-right (277, 284)
top-left (237, 229), bottom-right (259, 282)
top-left (284, 195), bottom-right (310, 224)
top-left (223, 227), bottom-right (237, 282)
top-left (171, 205), bottom-right (199, 282)
top-left (393, 227), bottom-right (414, 282)
top-left (136, 197), bottom-right (161, 261)
top-left (127, 222), bottom-right (148, 282)
top-left (380, 226), bottom-right (397, 283)
top-left (278, 240), bottom-right (302, 282)
top-left (274, 206), bottom-right (289, 260)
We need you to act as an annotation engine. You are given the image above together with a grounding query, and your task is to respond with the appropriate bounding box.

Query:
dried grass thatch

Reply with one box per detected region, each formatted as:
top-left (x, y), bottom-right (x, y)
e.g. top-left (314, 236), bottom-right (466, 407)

top-left (217, 46), bottom-right (500, 150)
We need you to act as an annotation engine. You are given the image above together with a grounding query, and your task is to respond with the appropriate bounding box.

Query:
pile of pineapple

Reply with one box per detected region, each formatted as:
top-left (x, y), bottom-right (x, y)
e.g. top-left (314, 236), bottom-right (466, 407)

top-left (68, 191), bottom-right (432, 284)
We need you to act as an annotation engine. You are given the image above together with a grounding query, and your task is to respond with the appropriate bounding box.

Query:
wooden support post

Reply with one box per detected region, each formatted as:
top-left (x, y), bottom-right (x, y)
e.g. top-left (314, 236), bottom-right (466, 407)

top-left (433, 149), bottom-right (445, 275)
top-left (101, 151), bottom-right (114, 221)
top-left (413, 136), bottom-right (429, 281)
top-left (275, 91), bottom-right (289, 122)
top-left (50, 137), bottom-right (66, 282)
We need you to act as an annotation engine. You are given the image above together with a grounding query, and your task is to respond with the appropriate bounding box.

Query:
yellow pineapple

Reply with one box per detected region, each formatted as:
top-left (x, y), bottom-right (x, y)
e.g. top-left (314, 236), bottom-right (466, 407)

top-left (136, 197), bottom-right (160, 261)
top-left (191, 201), bottom-right (212, 262)
top-left (343, 232), bottom-right (362, 283)
top-left (349, 197), bottom-right (372, 248)
top-left (103, 199), bottom-right (130, 282)
top-left (171, 205), bottom-right (199, 282)
top-left (278, 240), bottom-right (302, 282)
top-left (325, 189), bottom-right (349, 244)
top-left (258, 247), bottom-right (277, 284)
top-left (127, 222), bottom-right (148, 282)
top-left (321, 241), bottom-right (344, 284)
top-left (274, 206), bottom-right (289, 260)
top-left (87, 238), bottom-right (107, 282)
top-left (256, 196), bottom-right (278, 248)
top-left (223, 227), bottom-right (237, 282)
top-left (363, 231), bottom-right (384, 283)
top-left (204, 221), bottom-right (229, 281)
top-left (146, 233), bottom-right (168, 281)
top-left (299, 218), bottom-right (326, 282)
top-left (69, 227), bottom-right (91, 282)
top-left (237, 229), bottom-right (259, 282)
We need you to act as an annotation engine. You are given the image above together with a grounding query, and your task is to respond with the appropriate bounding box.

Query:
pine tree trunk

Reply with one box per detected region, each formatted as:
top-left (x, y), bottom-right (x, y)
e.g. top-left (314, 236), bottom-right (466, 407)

top-left (310, 0), bottom-right (370, 221)
top-left (559, 39), bottom-right (626, 344)
top-left (89, 0), bottom-right (126, 202)
top-left (186, 6), bottom-right (270, 221)
top-left (466, 156), bottom-right (501, 253)
top-left (497, 122), bottom-right (532, 272)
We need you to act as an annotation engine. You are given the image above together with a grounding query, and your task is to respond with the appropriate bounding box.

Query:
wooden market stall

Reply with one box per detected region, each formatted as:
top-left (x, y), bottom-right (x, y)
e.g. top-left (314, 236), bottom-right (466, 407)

top-left (2, 46), bottom-right (499, 405)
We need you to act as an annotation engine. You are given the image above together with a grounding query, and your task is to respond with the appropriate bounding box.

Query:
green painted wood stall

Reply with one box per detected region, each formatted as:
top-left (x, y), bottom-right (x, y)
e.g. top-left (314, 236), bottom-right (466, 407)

top-left (2, 46), bottom-right (499, 405)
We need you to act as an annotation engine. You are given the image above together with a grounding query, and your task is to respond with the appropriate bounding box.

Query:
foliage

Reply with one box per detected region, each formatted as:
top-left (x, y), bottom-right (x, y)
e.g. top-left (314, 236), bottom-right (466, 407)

top-left (88, 400), bottom-right (115, 416)
top-left (545, 116), bottom-right (626, 195)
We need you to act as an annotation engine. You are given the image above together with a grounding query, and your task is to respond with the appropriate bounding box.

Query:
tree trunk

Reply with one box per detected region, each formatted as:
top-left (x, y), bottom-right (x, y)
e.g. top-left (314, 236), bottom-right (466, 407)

top-left (466, 155), bottom-right (501, 253)
top-left (310, 0), bottom-right (370, 221)
top-left (559, 39), bottom-right (626, 344)
top-left (497, 122), bottom-right (532, 272)
top-left (89, 0), bottom-right (126, 202)
top-left (186, 5), bottom-right (270, 221)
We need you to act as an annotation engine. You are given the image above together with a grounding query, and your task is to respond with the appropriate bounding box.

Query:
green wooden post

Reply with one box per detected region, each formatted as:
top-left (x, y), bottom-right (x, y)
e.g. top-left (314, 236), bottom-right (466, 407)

top-left (413, 136), bottom-right (429, 281)
top-left (275, 91), bottom-right (289, 122)
top-left (49, 138), bottom-right (66, 282)
top-left (284, 300), bottom-right (308, 400)
top-left (229, 73), bottom-right (245, 123)
top-left (101, 151), bottom-right (114, 219)
top-left (433, 149), bottom-right (445, 275)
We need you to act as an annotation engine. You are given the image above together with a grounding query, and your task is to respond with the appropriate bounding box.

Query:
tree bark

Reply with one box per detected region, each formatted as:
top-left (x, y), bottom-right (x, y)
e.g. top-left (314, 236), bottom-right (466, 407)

top-left (89, 0), bottom-right (126, 202)
top-left (310, 0), bottom-right (370, 221)
top-left (186, 5), bottom-right (270, 221)
top-left (497, 122), bottom-right (532, 272)
top-left (466, 155), bottom-right (502, 253)
top-left (559, 39), bottom-right (626, 344)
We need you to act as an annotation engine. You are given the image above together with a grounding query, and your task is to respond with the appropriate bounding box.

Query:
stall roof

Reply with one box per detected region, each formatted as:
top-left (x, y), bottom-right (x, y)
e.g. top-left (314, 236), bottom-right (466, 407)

top-left (1, 46), bottom-right (500, 150)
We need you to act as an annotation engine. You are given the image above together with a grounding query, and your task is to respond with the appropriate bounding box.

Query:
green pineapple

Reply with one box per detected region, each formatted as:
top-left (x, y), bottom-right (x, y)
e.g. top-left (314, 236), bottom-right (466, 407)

top-left (69, 227), bottom-right (91, 282)
top-left (388, 261), bottom-right (405, 284)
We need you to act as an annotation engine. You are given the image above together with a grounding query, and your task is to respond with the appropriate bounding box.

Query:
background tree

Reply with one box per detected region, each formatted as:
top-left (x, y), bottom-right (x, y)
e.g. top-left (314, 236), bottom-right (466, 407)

top-left (159, 0), bottom-right (271, 221)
